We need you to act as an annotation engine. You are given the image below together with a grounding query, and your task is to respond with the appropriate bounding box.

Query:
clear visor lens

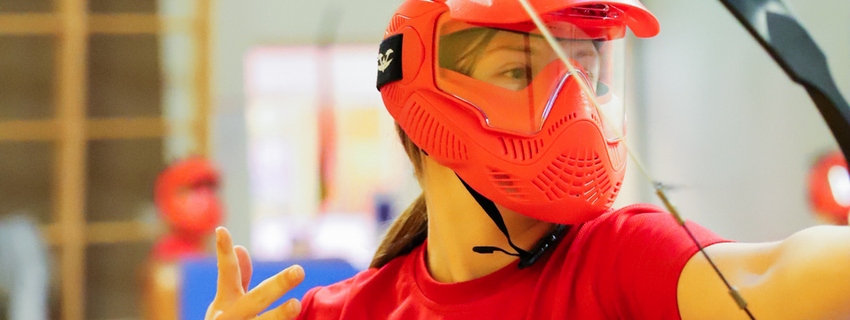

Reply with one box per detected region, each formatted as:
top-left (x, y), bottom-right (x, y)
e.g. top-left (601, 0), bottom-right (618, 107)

top-left (435, 12), bottom-right (627, 139)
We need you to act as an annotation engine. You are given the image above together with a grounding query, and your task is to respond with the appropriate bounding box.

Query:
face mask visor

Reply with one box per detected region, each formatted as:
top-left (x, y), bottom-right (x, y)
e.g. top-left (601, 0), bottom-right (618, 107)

top-left (435, 5), bottom-right (628, 140)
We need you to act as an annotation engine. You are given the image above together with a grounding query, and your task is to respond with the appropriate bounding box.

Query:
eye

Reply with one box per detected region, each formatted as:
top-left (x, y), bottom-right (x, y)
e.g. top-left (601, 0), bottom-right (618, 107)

top-left (573, 50), bottom-right (595, 59)
top-left (502, 67), bottom-right (529, 80)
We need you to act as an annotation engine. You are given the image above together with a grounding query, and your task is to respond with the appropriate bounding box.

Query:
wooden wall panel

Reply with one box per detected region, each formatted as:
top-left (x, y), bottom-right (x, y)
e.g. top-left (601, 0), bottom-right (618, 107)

top-left (87, 35), bottom-right (162, 118)
top-left (85, 242), bottom-right (155, 319)
top-left (0, 0), bottom-right (52, 12)
top-left (85, 139), bottom-right (164, 223)
top-left (0, 36), bottom-right (54, 119)
top-left (0, 142), bottom-right (54, 223)
top-left (55, 1), bottom-right (88, 319)
top-left (88, 0), bottom-right (157, 14)
top-left (0, 0), bottom-right (210, 318)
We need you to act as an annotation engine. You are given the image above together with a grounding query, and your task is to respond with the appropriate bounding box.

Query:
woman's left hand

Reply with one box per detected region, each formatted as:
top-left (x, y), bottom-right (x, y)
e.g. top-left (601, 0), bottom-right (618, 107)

top-left (205, 227), bottom-right (305, 320)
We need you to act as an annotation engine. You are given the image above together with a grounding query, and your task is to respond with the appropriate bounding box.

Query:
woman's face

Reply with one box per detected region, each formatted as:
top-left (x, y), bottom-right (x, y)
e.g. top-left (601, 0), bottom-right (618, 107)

top-left (467, 31), bottom-right (600, 91)
top-left (436, 24), bottom-right (612, 134)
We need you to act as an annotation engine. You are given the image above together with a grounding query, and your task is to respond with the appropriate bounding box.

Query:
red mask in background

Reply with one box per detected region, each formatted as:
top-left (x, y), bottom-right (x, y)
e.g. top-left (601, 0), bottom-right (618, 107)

top-left (154, 157), bottom-right (223, 240)
top-left (808, 150), bottom-right (850, 225)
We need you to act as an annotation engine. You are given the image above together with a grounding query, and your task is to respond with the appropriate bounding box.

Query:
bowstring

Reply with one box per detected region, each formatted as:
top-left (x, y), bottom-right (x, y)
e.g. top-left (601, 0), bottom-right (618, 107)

top-left (513, 0), bottom-right (755, 318)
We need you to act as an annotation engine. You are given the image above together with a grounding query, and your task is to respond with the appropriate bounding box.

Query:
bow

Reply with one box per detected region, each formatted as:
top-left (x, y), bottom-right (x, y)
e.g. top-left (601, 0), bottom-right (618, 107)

top-left (710, 0), bottom-right (849, 317)
top-left (719, 0), bottom-right (850, 158)
top-left (715, 1), bottom-right (849, 317)
top-left (515, 0), bottom-right (850, 318)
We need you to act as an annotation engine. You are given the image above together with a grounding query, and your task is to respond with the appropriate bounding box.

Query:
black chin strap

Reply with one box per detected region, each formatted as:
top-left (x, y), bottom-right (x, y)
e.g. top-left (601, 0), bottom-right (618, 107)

top-left (457, 176), bottom-right (568, 269)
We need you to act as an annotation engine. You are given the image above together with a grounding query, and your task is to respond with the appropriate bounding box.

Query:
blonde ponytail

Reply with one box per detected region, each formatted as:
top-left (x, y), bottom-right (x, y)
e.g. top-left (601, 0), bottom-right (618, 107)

top-left (370, 194), bottom-right (427, 268)
top-left (369, 124), bottom-right (428, 268)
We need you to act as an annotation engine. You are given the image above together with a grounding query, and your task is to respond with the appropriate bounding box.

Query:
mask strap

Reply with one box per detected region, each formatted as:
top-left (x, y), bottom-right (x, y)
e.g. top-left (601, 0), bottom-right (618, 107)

top-left (457, 175), bottom-right (569, 269)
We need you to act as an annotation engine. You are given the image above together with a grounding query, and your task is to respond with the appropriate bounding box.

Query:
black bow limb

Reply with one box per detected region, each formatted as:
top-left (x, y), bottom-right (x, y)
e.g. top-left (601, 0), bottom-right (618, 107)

top-left (719, 0), bottom-right (850, 159)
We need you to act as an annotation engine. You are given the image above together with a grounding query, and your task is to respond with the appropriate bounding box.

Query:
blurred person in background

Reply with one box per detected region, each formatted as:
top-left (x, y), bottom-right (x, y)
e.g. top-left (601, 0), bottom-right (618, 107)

top-left (0, 214), bottom-right (49, 320)
top-left (150, 156), bottom-right (223, 261)
top-left (205, 0), bottom-right (850, 318)
top-left (143, 157), bottom-right (223, 320)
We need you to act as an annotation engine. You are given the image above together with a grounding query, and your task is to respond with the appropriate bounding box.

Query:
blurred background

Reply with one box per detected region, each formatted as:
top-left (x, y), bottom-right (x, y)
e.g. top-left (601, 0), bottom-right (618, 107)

top-left (0, 0), bottom-right (847, 319)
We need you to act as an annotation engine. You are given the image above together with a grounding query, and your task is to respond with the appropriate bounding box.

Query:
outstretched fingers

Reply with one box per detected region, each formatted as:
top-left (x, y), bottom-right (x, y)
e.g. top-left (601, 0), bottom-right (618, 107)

top-left (234, 245), bottom-right (253, 293)
top-left (253, 299), bottom-right (302, 320)
top-left (214, 227), bottom-right (245, 303)
top-left (218, 265), bottom-right (305, 320)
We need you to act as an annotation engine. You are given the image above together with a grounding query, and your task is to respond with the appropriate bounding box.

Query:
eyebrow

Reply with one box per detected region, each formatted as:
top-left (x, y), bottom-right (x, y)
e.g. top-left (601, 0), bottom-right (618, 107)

top-left (484, 44), bottom-right (538, 55)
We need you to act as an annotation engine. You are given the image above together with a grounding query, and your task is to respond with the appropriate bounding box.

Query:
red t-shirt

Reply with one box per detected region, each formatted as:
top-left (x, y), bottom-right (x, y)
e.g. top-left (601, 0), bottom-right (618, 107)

top-left (297, 203), bottom-right (728, 319)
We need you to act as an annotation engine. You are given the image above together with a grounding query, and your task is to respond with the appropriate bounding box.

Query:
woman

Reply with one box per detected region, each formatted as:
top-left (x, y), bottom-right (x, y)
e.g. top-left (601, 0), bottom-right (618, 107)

top-left (206, 0), bottom-right (850, 318)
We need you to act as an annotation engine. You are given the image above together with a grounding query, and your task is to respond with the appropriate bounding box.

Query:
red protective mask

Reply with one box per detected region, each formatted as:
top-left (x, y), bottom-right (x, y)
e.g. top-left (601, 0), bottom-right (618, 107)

top-left (377, 0), bottom-right (659, 224)
top-left (154, 157), bottom-right (223, 237)
top-left (808, 150), bottom-right (850, 225)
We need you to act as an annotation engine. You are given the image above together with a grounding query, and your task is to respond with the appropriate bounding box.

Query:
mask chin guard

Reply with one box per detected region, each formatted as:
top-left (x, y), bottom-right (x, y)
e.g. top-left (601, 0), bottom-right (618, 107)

top-left (457, 175), bottom-right (569, 269)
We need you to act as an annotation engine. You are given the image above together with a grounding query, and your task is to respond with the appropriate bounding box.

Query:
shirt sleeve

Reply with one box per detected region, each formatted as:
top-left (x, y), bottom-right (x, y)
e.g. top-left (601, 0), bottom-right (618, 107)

top-left (294, 286), bottom-right (318, 320)
top-left (294, 270), bottom-right (375, 320)
top-left (580, 204), bottom-right (730, 319)
top-left (295, 282), bottom-right (350, 320)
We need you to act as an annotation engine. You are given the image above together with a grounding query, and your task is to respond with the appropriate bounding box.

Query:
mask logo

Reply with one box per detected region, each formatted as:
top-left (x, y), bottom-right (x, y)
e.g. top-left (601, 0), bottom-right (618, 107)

top-left (377, 49), bottom-right (394, 72)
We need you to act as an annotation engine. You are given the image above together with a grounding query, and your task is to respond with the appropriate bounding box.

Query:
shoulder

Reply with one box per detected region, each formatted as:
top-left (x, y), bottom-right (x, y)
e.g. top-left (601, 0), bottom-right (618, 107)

top-left (577, 203), bottom-right (725, 247)
top-left (571, 203), bottom-right (729, 270)
top-left (586, 202), bottom-right (676, 227)
top-left (547, 203), bottom-right (729, 318)
top-left (297, 248), bottom-right (417, 319)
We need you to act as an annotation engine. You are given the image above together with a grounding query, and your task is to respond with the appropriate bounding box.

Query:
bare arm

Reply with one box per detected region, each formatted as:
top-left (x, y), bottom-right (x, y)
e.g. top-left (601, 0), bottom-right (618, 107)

top-left (678, 225), bottom-right (850, 319)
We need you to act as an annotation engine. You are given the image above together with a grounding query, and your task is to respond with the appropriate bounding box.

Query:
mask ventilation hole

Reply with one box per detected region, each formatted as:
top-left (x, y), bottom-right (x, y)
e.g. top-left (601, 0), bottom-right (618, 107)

top-left (499, 137), bottom-right (544, 161)
top-left (406, 102), bottom-right (468, 160)
top-left (606, 143), bottom-right (624, 169)
top-left (531, 148), bottom-right (612, 204)
top-left (547, 113), bottom-right (578, 136)
top-left (590, 113), bottom-right (601, 126)
top-left (605, 181), bottom-right (622, 206)
top-left (488, 167), bottom-right (527, 200)
top-left (385, 15), bottom-right (409, 35)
